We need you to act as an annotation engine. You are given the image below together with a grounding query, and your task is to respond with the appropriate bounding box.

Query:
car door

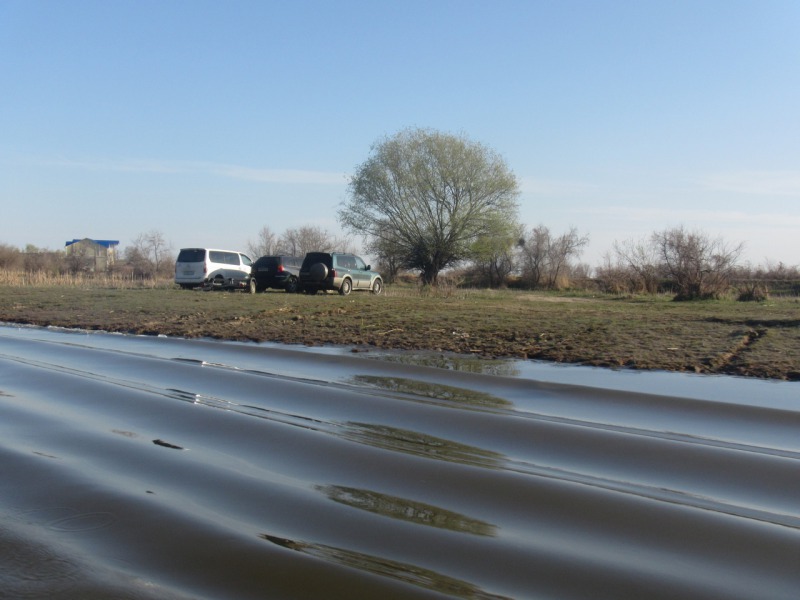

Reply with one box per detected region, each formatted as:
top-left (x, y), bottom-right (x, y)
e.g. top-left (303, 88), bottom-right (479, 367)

top-left (207, 251), bottom-right (226, 281)
top-left (352, 255), bottom-right (370, 289)
top-left (223, 252), bottom-right (239, 280)
top-left (334, 254), bottom-right (351, 286)
top-left (239, 253), bottom-right (253, 279)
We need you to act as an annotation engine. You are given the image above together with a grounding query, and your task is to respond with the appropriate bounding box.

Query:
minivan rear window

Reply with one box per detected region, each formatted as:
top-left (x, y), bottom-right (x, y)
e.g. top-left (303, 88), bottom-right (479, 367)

top-left (177, 249), bottom-right (205, 262)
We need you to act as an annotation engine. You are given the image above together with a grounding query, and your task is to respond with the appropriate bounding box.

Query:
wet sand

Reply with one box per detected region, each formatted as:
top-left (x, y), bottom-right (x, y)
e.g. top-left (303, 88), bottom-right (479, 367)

top-left (1, 325), bottom-right (798, 599)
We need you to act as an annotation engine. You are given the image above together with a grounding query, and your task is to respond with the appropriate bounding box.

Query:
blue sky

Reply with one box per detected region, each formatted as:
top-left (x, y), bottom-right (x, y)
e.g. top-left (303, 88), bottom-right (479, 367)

top-left (2, 0), bottom-right (798, 267)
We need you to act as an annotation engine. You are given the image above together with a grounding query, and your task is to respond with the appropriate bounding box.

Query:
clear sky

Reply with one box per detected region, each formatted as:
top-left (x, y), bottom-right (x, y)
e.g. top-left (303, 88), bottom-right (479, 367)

top-left (2, 0), bottom-right (798, 267)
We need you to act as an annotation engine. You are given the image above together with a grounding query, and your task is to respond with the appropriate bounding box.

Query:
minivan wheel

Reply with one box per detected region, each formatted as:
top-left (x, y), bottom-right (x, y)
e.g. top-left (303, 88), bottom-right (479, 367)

top-left (371, 279), bottom-right (383, 295)
top-left (339, 278), bottom-right (352, 296)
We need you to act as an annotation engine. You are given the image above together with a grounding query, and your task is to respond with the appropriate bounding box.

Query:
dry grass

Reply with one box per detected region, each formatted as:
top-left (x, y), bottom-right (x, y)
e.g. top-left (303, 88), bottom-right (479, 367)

top-left (0, 270), bottom-right (174, 289)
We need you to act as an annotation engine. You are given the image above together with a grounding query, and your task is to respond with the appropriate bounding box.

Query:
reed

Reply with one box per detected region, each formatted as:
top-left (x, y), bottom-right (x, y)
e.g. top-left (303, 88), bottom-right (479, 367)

top-left (0, 270), bottom-right (174, 289)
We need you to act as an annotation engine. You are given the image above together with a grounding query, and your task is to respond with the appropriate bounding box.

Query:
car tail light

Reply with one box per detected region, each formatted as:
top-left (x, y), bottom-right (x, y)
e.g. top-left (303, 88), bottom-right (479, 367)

top-left (277, 265), bottom-right (284, 272)
top-left (329, 269), bottom-right (336, 278)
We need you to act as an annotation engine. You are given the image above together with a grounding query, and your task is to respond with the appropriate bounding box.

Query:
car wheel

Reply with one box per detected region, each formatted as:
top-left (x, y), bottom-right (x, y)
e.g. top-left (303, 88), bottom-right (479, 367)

top-left (309, 263), bottom-right (328, 283)
top-left (371, 278), bottom-right (383, 295)
top-left (303, 287), bottom-right (318, 295)
top-left (339, 278), bottom-right (352, 296)
top-left (248, 278), bottom-right (257, 294)
top-left (285, 277), bottom-right (298, 293)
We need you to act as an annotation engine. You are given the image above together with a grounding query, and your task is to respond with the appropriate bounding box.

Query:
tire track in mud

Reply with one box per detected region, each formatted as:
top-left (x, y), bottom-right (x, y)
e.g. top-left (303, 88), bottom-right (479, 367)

top-left (707, 327), bottom-right (765, 371)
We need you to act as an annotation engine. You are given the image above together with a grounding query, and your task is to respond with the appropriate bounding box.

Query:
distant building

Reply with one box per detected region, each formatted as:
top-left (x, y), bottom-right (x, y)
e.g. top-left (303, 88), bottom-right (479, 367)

top-left (65, 238), bottom-right (120, 272)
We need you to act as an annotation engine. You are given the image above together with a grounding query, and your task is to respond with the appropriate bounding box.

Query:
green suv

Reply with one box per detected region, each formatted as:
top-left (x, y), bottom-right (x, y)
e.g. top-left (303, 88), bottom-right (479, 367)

top-left (298, 252), bottom-right (383, 295)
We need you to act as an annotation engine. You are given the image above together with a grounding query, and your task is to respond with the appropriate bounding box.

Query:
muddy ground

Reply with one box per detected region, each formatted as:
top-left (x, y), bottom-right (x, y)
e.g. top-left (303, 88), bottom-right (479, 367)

top-left (1, 286), bottom-right (798, 380)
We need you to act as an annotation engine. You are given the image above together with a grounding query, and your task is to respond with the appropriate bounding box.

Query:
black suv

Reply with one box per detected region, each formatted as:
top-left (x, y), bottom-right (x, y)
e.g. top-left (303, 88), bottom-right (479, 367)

top-left (250, 255), bottom-right (302, 293)
top-left (298, 252), bottom-right (383, 295)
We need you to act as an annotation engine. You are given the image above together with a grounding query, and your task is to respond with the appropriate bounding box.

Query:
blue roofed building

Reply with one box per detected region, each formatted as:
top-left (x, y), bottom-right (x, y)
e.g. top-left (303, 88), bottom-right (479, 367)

top-left (65, 238), bottom-right (120, 272)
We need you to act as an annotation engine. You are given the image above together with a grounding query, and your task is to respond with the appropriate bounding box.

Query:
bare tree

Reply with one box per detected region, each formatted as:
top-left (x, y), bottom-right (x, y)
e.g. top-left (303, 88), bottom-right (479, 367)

top-left (277, 226), bottom-right (352, 257)
top-left (146, 230), bottom-right (171, 275)
top-left (0, 243), bottom-right (21, 270)
top-left (545, 227), bottom-right (589, 288)
top-left (247, 226), bottom-right (278, 258)
top-left (595, 252), bottom-right (634, 294)
top-left (128, 230), bottom-right (173, 278)
top-left (517, 225), bottom-right (549, 288)
top-left (566, 261), bottom-right (593, 287)
top-left (22, 245), bottom-right (65, 275)
top-left (756, 259), bottom-right (800, 280)
top-left (613, 237), bottom-right (662, 294)
top-left (124, 245), bottom-right (150, 278)
top-left (652, 226), bottom-right (743, 300)
top-left (518, 225), bottom-right (588, 289)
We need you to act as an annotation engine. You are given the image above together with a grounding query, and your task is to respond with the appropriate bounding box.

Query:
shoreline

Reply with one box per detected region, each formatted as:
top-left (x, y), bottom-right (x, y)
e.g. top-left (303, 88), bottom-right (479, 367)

top-left (1, 286), bottom-right (798, 380)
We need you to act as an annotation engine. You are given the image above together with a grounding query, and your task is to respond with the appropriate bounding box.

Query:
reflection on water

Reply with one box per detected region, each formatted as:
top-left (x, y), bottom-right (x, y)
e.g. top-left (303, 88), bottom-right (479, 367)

top-left (352, 375), bottom-right (511, 409)
top-left (259, 533), bottom-right (512, 600)
top-left (340, 422), bottom-right (506, 468)
top-left (364, 351), bottom-right (521, 377)
top-left (318, 485), bottom-right (497, 536)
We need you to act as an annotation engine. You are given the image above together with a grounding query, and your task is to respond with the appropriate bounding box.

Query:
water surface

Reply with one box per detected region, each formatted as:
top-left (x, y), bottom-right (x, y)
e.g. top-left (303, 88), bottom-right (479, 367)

top-left (1, 325), bottom-right (798, 599)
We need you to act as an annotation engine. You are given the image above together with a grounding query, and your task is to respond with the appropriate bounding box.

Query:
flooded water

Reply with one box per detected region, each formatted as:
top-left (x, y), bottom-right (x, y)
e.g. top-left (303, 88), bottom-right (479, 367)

top-left (1, 324), bottom-right (798, 599)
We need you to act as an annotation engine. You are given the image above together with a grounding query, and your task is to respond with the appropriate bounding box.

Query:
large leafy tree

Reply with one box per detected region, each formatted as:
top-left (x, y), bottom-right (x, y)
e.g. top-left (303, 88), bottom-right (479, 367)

top-left (339, 128), bottom-right (520, 285)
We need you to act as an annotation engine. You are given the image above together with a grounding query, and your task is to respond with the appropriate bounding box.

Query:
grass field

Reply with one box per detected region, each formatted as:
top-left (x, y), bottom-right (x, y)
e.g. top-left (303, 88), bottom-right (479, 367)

top-left (1, 282), bottom-right (798, 380)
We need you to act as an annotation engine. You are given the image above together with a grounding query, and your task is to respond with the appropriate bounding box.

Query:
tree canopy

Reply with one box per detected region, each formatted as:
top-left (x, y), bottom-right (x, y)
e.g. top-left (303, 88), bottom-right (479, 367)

top-left (339, 128), bottom-right (520, 285)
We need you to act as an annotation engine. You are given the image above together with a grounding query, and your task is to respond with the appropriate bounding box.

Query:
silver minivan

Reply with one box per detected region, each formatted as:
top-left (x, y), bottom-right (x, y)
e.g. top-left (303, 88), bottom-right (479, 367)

top-left (174, 248), bottom-right (253, 289)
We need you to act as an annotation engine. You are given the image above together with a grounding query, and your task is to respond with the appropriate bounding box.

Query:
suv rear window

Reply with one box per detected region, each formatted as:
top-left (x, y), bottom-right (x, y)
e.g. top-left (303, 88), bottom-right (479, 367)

top-left (255, 256), bottom-right (281, 268)
top-left (177, 249), bottom-right (205, 262)
top-left (302, 253), bottom-right (333, 268)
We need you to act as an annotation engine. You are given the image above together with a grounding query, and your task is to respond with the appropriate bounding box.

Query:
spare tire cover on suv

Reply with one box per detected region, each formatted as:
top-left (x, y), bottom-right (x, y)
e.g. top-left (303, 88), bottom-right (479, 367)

top-left (309, 262), bottom-right (328, 282)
